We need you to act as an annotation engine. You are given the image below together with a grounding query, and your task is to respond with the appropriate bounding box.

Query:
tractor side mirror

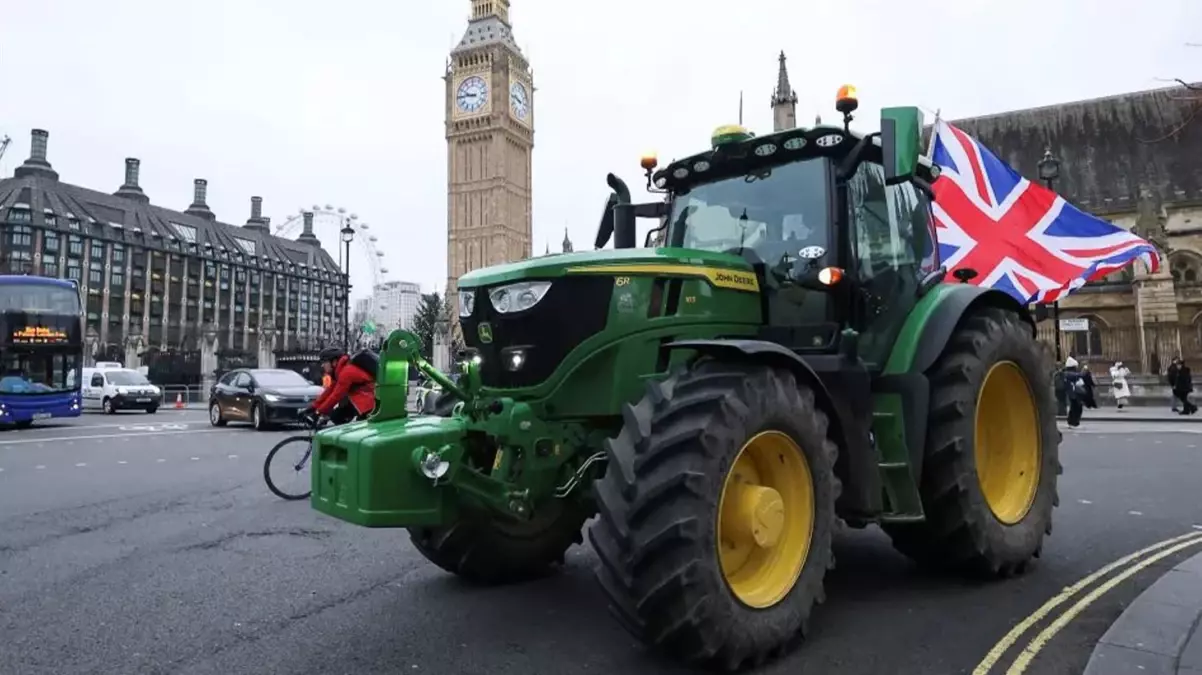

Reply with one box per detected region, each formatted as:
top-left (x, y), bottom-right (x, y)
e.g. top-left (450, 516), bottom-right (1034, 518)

top-left (881, 105), bottom-right (923, 185)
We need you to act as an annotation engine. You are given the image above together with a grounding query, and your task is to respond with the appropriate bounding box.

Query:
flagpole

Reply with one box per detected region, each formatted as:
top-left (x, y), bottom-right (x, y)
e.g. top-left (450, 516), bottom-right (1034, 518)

top-left (925, 108), bottom-right (941, 159)
top-left (739, 91), bottom-right (744, 126)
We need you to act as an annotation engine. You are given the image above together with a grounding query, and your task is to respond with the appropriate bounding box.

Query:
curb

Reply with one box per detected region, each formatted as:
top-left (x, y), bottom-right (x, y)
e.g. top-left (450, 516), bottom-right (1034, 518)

top-left (1057, 416), bottom-right (1202, 424)
top-left (1083, 549), bottom-right (1202, 674)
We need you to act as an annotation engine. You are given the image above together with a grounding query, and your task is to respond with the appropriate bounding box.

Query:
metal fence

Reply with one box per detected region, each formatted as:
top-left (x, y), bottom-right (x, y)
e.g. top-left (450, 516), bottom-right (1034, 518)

top-left (1035, 323), bottom-right (1201, 374)
top-left (159, 384), bottom-right (209, 406)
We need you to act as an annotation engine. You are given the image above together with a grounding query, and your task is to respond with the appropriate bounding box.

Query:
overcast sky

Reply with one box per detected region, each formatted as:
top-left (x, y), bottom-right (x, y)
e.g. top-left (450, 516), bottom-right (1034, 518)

top-left (2, 0), bottom-right (1198, 299)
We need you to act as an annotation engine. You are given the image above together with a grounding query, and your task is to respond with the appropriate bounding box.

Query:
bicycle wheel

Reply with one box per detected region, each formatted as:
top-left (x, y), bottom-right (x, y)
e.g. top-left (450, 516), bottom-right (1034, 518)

top-left (264, 435), bottom-right (315, 501)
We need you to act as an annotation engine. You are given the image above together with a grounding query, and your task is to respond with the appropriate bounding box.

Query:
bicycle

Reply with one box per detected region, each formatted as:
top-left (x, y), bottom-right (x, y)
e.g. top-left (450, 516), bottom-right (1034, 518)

top-left (263, 414), bottom-right (328, 501)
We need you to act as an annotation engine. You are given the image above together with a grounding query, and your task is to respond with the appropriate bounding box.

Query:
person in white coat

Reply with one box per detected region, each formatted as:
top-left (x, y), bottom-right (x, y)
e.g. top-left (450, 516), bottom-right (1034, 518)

top-left (1110, 361), bottom-right (1132, 409)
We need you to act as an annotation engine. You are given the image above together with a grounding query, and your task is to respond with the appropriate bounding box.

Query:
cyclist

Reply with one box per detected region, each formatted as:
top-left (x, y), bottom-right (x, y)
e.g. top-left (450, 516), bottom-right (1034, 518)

top-left (303, 347), bottom-right (376, 426)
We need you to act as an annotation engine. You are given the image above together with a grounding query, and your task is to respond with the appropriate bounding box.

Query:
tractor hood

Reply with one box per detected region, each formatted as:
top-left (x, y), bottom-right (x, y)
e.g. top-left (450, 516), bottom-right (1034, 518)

top-left (457, 247), bottom-right (755, 289)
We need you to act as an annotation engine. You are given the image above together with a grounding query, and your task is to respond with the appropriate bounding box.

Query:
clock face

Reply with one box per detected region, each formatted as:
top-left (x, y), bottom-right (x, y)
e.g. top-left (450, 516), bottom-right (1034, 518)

top-left (509, 81), bottom-right (530, 120)
top-left (456, 76), bottom-right (488, 114)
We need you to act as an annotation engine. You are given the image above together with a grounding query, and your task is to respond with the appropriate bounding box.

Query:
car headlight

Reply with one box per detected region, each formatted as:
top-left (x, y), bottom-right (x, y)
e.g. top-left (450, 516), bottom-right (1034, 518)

top-left (263, 393), bottom-right (281, 403)
top-left (458, 290), bottom-right (475, 317)
top-left (489, 281), bottom-right (551, 314)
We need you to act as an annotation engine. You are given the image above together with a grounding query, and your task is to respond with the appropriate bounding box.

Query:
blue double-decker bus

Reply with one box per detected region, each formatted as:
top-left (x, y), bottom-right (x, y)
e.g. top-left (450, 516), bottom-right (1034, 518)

top-left (0, 275), bottom-right (83, 427)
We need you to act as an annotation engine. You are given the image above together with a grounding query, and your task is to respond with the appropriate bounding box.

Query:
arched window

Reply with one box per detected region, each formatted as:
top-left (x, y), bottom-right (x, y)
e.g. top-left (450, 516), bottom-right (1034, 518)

top-left (1170, 250), bottom-right (1202, 286)
top-left (1069, 314), bottom-right (1106, 359)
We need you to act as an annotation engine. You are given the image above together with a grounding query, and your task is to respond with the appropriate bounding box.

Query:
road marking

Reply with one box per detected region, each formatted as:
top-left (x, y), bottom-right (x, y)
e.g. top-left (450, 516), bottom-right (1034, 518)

top-left (1078, 499), bottom-right (1092, 505)
top-left (190, 457), bottom-right (199, 461)
top-left (0, 428), bottom-right (228, 446)
top-left (973, 530), bottom-right (1202, 674)
top-left (1128, 510), bottom-right (1143, 516)
top-left (1005, 535), bottom-right (1202, 674)
top-left (75, 463), bottom-right (86, 467)
top-left (35, 465), bottom-right (45, 470)
top-left (228, 454), bottom-right (238, 459)
top-left (1194, 525), bottom-right (1202, 531)
top-left (118, 423), bottom-right (189, 432)
top-left (117, 460), bottom-right (128, 465)
top-left (156, 459), bottom-right (166, 463)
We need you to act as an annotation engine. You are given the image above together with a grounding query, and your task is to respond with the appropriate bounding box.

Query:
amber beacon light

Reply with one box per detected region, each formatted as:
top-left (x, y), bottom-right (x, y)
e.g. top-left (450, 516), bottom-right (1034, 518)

top-left (835, 85), bottom-right (859, 114)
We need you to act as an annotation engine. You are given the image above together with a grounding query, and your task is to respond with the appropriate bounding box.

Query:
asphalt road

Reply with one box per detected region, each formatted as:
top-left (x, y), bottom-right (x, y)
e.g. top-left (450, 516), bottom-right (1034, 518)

top-left (1, 413), bottom-right (1200, 675)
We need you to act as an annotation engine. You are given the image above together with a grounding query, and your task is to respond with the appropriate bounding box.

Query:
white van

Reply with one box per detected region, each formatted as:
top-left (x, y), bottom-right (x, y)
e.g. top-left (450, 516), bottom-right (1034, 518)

top-left (80, 367), bottom-right (163, 414)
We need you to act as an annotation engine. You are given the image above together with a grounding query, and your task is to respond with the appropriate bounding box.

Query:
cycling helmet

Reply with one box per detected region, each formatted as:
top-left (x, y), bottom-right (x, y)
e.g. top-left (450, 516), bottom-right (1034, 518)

top-left (318, 347), bottom-right (345, 363)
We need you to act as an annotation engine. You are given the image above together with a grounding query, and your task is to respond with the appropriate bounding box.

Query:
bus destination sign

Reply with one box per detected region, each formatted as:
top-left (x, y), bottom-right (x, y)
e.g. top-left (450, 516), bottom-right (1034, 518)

top-left (11, 326), bottom-right (70, 344)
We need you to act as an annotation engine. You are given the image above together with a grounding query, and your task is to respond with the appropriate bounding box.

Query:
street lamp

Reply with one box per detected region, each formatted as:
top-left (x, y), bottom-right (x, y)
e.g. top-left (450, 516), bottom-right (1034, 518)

top-left (341, 223), bottom-right (355, 350)
top-left (1038, 148), bottom-right (1069, 415)
top-left (1037, 148), bottom-right (1064, 363)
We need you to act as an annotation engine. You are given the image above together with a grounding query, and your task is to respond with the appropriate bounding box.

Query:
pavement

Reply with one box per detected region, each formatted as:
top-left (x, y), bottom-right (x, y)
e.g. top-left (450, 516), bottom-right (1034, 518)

top-left (1059, 406), bottom-right (1202, 423)
top-left (1, 413), bottom-right (1201, 674)
top-left (1083, 550), bottom-right (1202, 674)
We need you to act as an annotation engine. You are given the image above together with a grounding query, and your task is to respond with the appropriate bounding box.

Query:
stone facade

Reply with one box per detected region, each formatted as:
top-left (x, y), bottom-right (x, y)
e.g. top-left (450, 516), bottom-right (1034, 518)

top-left (444, 0), bottom-right (534, 328)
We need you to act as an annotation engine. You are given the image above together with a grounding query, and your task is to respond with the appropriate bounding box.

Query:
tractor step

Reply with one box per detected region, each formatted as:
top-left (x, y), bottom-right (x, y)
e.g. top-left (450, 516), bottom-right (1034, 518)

top-left (870, 401), bottom-right (926, 521)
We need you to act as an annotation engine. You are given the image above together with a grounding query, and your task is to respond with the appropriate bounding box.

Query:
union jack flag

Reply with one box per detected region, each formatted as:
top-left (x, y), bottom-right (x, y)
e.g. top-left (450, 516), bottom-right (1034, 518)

top-left (930, 119), bottom-right (1162, 304)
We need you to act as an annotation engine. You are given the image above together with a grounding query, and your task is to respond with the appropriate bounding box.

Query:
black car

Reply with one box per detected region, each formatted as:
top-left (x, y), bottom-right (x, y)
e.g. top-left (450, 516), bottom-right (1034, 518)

top-left (208, 368), bottom-right (323, 431)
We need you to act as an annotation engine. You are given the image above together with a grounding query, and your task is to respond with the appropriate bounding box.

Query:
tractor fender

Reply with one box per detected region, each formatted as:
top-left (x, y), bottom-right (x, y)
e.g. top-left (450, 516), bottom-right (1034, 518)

top-left (664, 338), bottom-right (839, 411)
top-left (905, 285), bottom-right (1034, 376)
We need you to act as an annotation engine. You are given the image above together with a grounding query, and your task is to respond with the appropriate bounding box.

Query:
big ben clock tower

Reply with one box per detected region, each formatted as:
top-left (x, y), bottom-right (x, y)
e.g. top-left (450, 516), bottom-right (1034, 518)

top-left (445, 0), bottom-right (534, 324)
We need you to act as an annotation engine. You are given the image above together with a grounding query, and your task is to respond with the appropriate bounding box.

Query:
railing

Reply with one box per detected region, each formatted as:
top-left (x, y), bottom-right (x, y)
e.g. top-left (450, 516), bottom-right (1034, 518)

top-left (1035, 323), bottom-right (1201, 374)
top-left (158, 384), bottom-right (209, 406)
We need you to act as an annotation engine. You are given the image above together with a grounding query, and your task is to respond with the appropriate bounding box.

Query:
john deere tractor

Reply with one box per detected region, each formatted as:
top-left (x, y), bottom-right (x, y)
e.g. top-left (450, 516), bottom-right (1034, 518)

top-left (310, 90), bottom-right (1060, 670)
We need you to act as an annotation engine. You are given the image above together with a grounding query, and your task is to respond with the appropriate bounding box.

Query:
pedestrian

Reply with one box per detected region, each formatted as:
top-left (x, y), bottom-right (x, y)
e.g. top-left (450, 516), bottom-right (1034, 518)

top-left (1081, 364), bottom-right (1098, 409)
top-left (1167, 357), bottom-right (1181, 412)
top-left (1109, 361), bottom-right (1132, 409)
top-left (1172, 358), bottom-right (1197, 415)
top-left (1063, 357), bottom-right (1086, 427)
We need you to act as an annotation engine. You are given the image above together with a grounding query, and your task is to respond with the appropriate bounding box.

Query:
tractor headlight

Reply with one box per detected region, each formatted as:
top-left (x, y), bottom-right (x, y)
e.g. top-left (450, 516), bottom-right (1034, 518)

top-left (489, 281), bottom-right (551, 314)
top-left (458, 290), bottom-right (475, 317)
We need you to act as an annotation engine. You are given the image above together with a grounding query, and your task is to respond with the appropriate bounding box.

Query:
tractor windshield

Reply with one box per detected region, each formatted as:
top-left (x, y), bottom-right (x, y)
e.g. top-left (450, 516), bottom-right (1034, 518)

top-left (665, 157), bottom-right (831, 267)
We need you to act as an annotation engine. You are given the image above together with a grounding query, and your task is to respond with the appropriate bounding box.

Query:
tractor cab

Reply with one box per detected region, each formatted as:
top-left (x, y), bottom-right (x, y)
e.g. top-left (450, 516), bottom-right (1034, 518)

top-left (598, 88), bottom-right (944, 370)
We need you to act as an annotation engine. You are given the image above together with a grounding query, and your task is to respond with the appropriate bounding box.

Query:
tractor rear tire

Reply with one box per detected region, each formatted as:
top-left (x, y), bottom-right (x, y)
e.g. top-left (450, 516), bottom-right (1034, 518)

top-left (407, 498), bottom-right (591, 585)
top-left (589, 359), bottom-right (840, 671)
top-left (884, 306), bottom-right (1061, 577)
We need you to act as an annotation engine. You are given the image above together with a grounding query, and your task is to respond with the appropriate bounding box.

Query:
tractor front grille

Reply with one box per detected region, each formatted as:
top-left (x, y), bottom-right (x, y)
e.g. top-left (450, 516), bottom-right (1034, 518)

top-left (461, 276), bottom-right (613, 388)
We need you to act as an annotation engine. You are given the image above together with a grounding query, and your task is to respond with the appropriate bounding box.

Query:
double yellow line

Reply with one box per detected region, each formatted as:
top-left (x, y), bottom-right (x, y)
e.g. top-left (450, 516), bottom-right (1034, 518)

top-left (973, 529), bottom-right (1202, 675)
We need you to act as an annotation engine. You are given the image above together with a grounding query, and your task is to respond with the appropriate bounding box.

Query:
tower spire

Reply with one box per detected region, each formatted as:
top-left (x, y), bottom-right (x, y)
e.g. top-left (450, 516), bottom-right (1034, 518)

top-left (771, 50), bottom-right (799, 132)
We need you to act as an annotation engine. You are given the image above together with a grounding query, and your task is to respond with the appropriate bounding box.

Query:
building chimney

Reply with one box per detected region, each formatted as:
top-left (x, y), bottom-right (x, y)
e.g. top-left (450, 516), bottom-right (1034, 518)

top-left (114, 157), bottom-right (149, 203)
top-left (297, 210), bottom-right (321, 247)
top-left (30, 130), bottom-right (48, 162)
top-left (243, 195), bottom-right (270, 233)
top-left (14, 128), bottom-right (59, 180)
top-left (184, 178), bottom-right (216, 220)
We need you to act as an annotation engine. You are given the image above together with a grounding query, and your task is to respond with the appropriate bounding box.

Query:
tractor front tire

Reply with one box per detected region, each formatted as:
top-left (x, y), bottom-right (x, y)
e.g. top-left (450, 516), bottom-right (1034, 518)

top-left (408, 498), bottom-right (591, 585)
top-left (589, 359), bottom-right (840, 671)
top-left (885, 306), bottom-right (1061, 577)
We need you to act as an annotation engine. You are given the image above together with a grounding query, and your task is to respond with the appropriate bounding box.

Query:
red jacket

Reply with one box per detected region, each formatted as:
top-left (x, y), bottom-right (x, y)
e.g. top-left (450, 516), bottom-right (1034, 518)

top-left (313, 355), bottom-right (376, 416)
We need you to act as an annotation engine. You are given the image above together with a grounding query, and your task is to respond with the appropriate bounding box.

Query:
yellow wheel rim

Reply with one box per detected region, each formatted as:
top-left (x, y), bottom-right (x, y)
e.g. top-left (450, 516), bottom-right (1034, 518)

top-left (716, 430), bottom-right (814, 609)
top-left (974, 361), bottom-right (1042, 525)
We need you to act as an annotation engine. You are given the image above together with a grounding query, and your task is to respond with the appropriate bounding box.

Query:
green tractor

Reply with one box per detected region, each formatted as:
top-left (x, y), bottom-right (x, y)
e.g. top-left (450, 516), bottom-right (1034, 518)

top-left (310, 91), bottom-right (1060, 670)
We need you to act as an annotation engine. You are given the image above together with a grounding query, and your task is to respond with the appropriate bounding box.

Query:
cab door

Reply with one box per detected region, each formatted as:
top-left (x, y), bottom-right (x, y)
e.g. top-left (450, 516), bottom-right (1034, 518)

top-left (845, 162), bottom-right (935, 370)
